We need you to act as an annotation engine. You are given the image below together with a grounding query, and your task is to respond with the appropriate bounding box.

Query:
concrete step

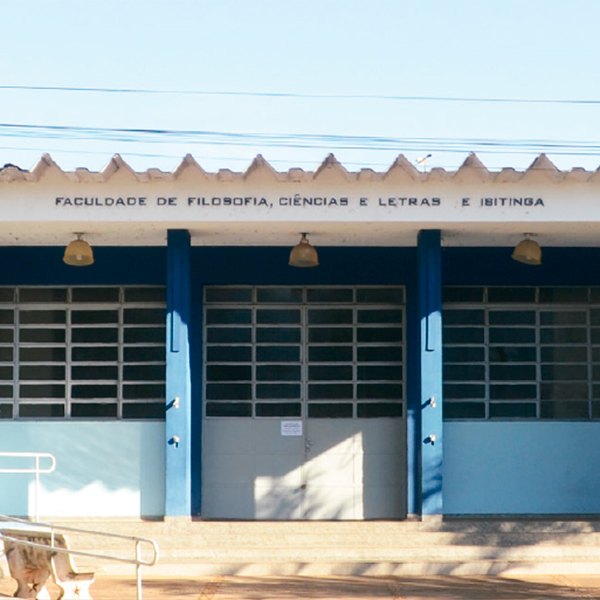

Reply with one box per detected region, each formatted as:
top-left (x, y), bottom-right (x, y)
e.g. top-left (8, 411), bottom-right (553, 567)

top-left (40, 518), bottom-right (600, 577)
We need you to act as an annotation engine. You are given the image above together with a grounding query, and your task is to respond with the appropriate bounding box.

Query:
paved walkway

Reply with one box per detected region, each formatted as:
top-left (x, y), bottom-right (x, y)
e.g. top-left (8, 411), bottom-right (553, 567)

top-left (3, 574), bottom-right (600, 599)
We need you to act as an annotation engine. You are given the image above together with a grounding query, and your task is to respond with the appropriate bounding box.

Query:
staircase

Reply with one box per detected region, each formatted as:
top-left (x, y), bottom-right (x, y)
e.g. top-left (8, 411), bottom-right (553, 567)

top-left (43, 518), bottom-right (600, 577)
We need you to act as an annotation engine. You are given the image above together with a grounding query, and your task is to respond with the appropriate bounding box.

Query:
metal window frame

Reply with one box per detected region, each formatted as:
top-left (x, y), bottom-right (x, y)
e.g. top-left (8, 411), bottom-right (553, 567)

top-left (0, 286), bottom-right (166, 421)
top-left (443, 286), bottom-right (598, 421)
top-left (203, 285), bottom-right (406, 419)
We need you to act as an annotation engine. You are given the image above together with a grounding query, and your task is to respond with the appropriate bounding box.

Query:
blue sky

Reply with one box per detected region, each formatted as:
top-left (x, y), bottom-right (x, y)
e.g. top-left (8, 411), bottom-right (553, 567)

top-left (1, 0), bottom-right (599, 173)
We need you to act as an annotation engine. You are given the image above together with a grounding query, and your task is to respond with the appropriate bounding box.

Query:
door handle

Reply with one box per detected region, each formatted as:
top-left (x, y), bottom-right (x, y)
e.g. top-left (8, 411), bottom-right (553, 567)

top-left (305, 439), bottom-right (313, 452)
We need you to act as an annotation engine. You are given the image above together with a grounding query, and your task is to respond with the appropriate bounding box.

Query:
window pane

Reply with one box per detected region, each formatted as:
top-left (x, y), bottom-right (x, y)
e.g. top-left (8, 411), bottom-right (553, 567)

top-left (308, 403), bottom-right (353, 418)
top-left (257, 309), bottom-right (301, 325)
top-left (124, 287), bottom-right (166, 303)
top-left (73, 287), bottom-right (119, 302)
top-left (207, 328), bottom-right (252, 343)
top-left (489, 402), bottom-right (537, 418)
top-left (309, 328), bottom-right (353, 343)
top-left (489, 347), bottom-right (537, 362)
top-left (489, 328), bottom-right (536, 343)
top-left (208, 346), bottom-right (252, 362)
top-left (206, 383), bottom-right (252, 400)
top-left (71, 403), bottom-right (118, 418)
top-left (443, 287), bottom-right (484, 303)
top-left (539, 288), bottom-right (588, 303)
top-left (73, 328), bottom-right (118, 343)
top-left (444, 347), bottom-right (485, 363)
top-left (20, 289), bottom-right (67, 303)
top-left (541, 401), bottom-right (589, 419)
top-left (20, 311), bottom-right (66, 324)
top-left (256, 365), bottom-right (301, 381)
top-left (489, 365), bottom-right (537, 381)
top-left (356, 288), bottom-right (403, 303)
top-left (19, 404), bottom-right (64, 418)
top-left (257, 288), bottom-right (302, 303)
top-left (206, 365), bottom-right (252, 381)
top-left (443, 310), bottom-right (485, 326)
top-left (357, 366), bottom-right (402, 381)
top-left (443, 365), bottom-right (485, 381)
top-left (206, 402), bottom-right (252, 417)
top-left (205, 287), bottom-right (252, 303)
top-left (71, 366), bottom-right (118, 380)
top-left (444, 401), bottom-right (485, 419)
top-left (357, 403), bottom-right (403, 418)
top-left (308, 383), bottom-right (353, 400)
top-left (20, 329), bottom-right (64, 343)
top-left (256, 346), bottom-right (300, 362)
top-left (357, 309), bottom-right (403, 324)
top-left (308, 288), bottom-right (353, 303)
top-left (488, 288), bottom-right (536, 303)
top-left (256, 328), bottom-right (300, 343)
top-left (357, 327), bottom-right (402, 343)
top-left (357, 346), bottom-right (403, 362)
top-left (309, 366), bottom-right (353, 381)
top-left (20, 347), bottom-right (65, 362)
top-left (256, 383), bottom-right (301, 399)
top-left (489, 311), bottom-right (535, 326)
top-left (443, 328), bottom-right (484, 344)
top-left (206, 309), bottom-right (251, 325)
top-left (72, 310), bottom-right (118, 324)
top-left (357, 383), bottom-right (402, 399)
top-left (123, 328), bottom-right (164, 344)
top-left (255, 403), bottom-right (301, 417)
top-left (308, 309), bottom-right (352, 325)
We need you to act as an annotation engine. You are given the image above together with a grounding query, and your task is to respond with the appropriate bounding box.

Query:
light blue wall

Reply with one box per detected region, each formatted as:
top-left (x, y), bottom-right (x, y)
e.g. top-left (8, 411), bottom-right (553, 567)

top-left (444, 422), bottom-right (600, 514)
top-left (0, 422), bottom-right (165, 518)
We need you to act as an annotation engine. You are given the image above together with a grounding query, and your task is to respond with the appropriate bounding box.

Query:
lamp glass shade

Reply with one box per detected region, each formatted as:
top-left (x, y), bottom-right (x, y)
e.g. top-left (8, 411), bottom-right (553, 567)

top-left (511, 238), bottom-right (542, 265)
top-left (63, 239), bottom-right (94, 266)
top-left (289, 236), bottom-right (319, 267)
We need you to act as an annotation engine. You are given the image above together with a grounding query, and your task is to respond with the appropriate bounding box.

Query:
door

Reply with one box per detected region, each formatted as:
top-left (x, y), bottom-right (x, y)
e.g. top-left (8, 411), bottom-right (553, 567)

top-left (201, 286), bottom-right (407, 519)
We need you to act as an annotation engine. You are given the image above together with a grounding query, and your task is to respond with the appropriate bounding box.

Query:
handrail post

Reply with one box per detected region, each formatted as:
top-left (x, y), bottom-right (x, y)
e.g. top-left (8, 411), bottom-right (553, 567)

top-left (0, 452), bottom-right (55, 521)
top-left (136, 540), bottom-right (143, 600)
top-left (34, 455), bottom-right (40, 522)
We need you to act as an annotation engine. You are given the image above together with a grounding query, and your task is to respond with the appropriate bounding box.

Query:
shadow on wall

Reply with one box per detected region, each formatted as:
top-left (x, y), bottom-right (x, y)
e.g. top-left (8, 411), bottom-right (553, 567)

top-left (0, 421), bottom-right (165, 518)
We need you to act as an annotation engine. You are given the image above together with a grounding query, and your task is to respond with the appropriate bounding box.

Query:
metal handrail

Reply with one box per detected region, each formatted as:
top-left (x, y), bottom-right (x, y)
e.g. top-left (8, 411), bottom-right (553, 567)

top-left (0, 451), bottom-right (56, 522)
top-left (0, 514), bottom-right (159, 600)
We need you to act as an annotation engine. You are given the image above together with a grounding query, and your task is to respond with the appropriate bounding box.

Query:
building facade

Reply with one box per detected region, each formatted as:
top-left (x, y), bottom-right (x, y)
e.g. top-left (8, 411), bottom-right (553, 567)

top-left (1, 152), bottom-right (600, 520)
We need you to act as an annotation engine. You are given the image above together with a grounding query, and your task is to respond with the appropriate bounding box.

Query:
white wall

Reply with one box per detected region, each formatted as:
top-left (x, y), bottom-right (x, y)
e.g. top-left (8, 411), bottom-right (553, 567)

top-left (0, 421), bottom-right (165, 518)
top-left (444, 422), bottom-right (600, 514)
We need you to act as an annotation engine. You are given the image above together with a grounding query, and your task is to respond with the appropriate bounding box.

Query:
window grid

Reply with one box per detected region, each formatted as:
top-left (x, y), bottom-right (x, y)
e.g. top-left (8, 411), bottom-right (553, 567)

top-left (0, 286), bottom-right (166, 420)
top-left (443, 286), bottom-right (600, 420)
top-left (204, 286), bottom-right (405, 419)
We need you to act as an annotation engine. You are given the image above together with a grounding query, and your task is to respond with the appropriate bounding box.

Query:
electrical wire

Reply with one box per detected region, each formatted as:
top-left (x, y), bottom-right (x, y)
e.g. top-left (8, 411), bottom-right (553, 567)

top-left (1, 123), bottom-right (600, 157)
top-left (1, 85), bottom-right (600, 105)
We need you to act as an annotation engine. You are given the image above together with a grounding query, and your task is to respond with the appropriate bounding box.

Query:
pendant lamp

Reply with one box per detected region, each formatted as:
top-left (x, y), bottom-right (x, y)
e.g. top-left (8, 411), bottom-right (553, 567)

top-left (63, 233), bottom-right (94, 267)
top-left (289, 233), bottom-right (319, 268)
top-left (511, 233), bottom-right (542, 266)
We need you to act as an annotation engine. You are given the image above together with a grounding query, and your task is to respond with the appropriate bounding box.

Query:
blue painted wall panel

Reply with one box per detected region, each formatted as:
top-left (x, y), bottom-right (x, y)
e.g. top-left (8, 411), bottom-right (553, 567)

top-left (0, 422), bottom-right (165, 518)
top-left (444, 422), bottom-right (600, 514)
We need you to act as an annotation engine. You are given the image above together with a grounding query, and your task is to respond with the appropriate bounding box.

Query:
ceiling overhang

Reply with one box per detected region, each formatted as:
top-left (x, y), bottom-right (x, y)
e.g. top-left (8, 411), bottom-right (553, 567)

top-left (1, 152), bottom-right (600, 248)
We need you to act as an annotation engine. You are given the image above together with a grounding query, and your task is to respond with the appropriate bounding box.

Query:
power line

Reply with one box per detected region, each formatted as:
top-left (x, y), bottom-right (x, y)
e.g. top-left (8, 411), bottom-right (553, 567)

top-left (1, 85), bottom-right (600, 105)
top-left (1, 122), bottom-right (600, 157)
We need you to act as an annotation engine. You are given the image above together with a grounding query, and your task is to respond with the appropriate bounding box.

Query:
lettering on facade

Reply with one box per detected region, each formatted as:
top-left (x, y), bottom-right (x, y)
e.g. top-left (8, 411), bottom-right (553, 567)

top-left (53, 194), bottom-right (547, 212)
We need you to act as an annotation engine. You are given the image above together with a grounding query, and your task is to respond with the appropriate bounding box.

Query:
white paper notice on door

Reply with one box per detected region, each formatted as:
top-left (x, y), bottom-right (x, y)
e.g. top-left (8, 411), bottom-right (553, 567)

top-left (281, 420), bottom-right (303, 436)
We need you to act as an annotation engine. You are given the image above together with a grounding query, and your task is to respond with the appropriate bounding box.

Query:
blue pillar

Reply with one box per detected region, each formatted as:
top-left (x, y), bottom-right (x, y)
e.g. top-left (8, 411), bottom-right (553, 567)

top-left (165, 230), bottom-right (192, 517)
top-left (418, 230), bottom-right (443, 516)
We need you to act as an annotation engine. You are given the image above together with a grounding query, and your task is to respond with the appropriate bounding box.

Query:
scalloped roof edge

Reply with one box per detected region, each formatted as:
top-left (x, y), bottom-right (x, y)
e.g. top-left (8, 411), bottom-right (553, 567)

top-left (1, 153), bottom-right (599, 183)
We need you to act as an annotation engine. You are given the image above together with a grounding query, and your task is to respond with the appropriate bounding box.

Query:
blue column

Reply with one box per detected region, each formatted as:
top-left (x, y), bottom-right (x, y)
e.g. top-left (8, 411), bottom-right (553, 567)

top-left (165, 230), bottom-right (192, 517)
top-left (418, 230), bottom-right (443, 516)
